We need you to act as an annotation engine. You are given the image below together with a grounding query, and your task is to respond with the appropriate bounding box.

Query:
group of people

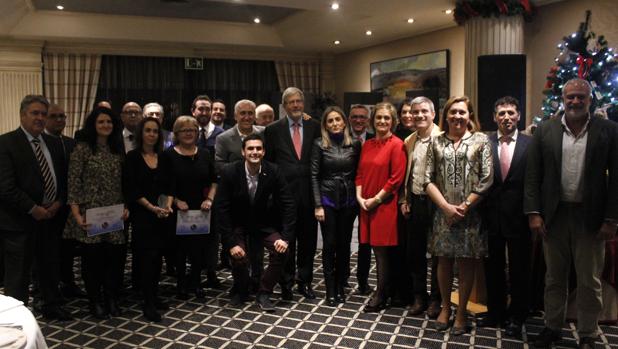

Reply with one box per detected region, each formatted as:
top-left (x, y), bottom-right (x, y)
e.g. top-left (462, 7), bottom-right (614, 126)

top-left (0, 78), bottom-right (616, 349)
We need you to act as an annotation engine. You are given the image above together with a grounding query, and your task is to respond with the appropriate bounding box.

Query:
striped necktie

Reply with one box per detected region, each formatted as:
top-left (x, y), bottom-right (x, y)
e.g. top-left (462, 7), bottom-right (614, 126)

top-left (31, 137), bottom-right (57, 203)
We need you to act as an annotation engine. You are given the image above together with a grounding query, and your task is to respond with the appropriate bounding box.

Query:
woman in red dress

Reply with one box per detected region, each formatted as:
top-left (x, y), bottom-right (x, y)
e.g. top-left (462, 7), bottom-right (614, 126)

top-left (355, 102), bottom-right (407, 312)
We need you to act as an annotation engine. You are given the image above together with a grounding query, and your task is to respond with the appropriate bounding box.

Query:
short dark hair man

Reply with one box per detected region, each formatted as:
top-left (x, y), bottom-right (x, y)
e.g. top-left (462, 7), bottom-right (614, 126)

top-left (191, 95), bottom-right (224, 155)
top-left (478, 96), bottom-right (532, 337)
top-left (217, 133), bottom-right (295, 311)
top-left (0, 95), bottom-right (71, 320)
top-left (525, 79), bottom-right (618, 348)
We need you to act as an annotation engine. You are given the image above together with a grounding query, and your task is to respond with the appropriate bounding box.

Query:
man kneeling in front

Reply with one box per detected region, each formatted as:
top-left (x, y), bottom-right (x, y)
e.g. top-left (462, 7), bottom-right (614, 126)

top-left (217, 133), bottom-right (296, 311)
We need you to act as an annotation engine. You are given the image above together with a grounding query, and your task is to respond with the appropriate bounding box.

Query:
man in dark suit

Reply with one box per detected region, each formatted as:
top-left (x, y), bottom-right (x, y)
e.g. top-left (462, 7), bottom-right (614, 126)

top-left (44, 104), bottom-right (85, 300)
top-left (264, 87), bottom-right (320, 299)
top-left (478, 96), bottom-right (531, 337)
top-left (525, 79), bottom-right (618, 349)
top-left (347, 104), bottom-right (374, 295)
top-left (0, 95), bottom-right (71, 320)
top-left (217, 134), bottom-right (295, 311)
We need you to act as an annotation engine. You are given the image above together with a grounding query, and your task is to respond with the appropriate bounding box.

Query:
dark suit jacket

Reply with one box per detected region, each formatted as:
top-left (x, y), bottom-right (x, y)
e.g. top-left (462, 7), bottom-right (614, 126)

top-left (0, 128), bottom-right (66, 232)
top-left (264, 117), bottom-right (320, 208)
top-left (217, 160), bottom-right (296, 250)
top-left (214, 125), bottom-right (264, 175)
top-left (482, 131), bottom-right (531, 238)
top-left (524, 117), bottom-right (618, 232)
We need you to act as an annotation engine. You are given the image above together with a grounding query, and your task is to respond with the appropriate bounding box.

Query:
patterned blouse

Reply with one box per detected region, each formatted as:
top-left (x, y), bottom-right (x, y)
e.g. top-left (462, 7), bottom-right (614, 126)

top-left (63, 142), bottom-right (125, 244)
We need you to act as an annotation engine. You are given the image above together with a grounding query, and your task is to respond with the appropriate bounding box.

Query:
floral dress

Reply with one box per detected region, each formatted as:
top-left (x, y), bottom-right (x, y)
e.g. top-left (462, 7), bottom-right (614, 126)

top-left (424, 131), bottom-right (493, 258)
top-left (63, 142), bottom-right (125, 244)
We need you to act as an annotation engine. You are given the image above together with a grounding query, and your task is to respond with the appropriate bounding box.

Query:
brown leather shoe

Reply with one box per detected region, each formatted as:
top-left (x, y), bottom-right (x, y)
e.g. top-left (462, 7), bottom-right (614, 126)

top-left (409, 297), bottom-right (428, 316)
top-left (426, 301), bottom-right (442, 319)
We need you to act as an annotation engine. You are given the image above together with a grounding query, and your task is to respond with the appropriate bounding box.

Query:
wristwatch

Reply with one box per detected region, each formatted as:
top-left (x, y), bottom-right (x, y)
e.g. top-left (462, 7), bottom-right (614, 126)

top-left (374, 196), bottom-right (382, 204)
top-left (463, 199), bottom-right (472, 207)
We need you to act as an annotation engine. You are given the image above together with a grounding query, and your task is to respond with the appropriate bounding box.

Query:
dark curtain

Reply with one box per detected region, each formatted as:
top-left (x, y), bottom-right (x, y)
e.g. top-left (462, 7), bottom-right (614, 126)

top-left (96, 55), bottom-right (280, 130)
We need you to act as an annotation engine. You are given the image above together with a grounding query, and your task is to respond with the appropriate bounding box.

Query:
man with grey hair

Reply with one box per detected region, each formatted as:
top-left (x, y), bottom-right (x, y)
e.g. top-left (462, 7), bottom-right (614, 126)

top-left (525, 78), bottom-right (618, 349)
top-left (256, 104), bottom-right (275, 127)
top-left (264, 87), bottom-right (321, 300)
top-left (143, 102), bottom-right (173, 148)
top-left (399, 96), bottom-right (442, 318)
top-left (121, 102), bottom-right (143, 153)
top-left (0, 95), bottom-right (71, 320)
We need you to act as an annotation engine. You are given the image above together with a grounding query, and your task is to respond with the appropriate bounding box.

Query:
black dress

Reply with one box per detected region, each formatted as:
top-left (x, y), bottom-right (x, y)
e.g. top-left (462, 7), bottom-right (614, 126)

top-left (160, 147), bottom-right (216, 294)
top-left (123, 149), bottom-right (170, 310)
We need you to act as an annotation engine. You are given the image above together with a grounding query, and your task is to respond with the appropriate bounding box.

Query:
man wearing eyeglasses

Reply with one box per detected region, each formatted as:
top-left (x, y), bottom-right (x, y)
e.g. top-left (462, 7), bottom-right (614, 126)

top-left (121, 102), bottom-right (143, 153)
top-left (44, 104), bottom-right (85, 301)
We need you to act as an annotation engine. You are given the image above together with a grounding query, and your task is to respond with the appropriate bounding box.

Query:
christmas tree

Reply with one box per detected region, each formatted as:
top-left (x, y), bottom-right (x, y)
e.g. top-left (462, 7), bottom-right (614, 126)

top-left (540, 11), bottom-right (618, 123)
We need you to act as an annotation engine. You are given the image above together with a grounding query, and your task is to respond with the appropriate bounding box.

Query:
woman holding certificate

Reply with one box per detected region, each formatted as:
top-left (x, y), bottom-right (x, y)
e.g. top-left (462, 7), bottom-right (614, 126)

top-left (64, 107), bottom-right (127, 319)
top-left (123, 117), bottom-right (172, 322)
top-left (160, 116), bottom-right (217, 300)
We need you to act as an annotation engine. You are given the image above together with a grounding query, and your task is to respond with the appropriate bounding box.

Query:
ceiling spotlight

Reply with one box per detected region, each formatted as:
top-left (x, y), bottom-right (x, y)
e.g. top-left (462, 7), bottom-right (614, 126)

top-left (331, 2), bottom-right (339, 10)
top-left (444, 9), bottom-right (453, 14)
top-left (407, 18), bottom-right (414, 23)
top-left (365, 30), bottom-right (372, 36)
top-left (56, 5), bottom-right (64, 10)
top-left (334, 40), bottom-right (340, 45)
top-left (253, 17), bottom-right (261, 24)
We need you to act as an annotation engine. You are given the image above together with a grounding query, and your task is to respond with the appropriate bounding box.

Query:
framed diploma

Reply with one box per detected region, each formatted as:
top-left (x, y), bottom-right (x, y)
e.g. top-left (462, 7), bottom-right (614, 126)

top-left (176, 210), bottom-right (210, 235)
top-left (86, 204), bottom-right (125, 236)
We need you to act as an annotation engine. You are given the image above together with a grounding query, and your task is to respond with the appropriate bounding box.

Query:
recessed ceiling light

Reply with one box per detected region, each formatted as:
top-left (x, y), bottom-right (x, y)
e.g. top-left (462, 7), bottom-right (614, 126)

top-left (331, 2), bottom-right (339, 10)
top-left (334, 40), bottom-right (340, 45)
top-left (253, 17), bottom-right (261, 24)
top-left (407, 18), bottom-right (414, 23)
top-left (365, 30), bottom-right (372, 36)
top-left (444, 9), bottom-right (453, 14)
top-left (56, 5), bottom-right (64, 10)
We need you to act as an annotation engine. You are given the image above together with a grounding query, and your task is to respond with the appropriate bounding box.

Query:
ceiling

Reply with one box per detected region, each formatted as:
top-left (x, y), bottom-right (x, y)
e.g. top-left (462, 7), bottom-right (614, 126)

top-left (2, 0), bottom-right (561, 54)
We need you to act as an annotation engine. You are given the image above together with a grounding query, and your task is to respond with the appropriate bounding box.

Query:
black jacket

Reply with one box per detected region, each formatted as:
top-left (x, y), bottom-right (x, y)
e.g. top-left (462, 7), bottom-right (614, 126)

top-left (310, 138), bottom-right (361, 208)
top-left (216, 160), bottom-right (296, 249)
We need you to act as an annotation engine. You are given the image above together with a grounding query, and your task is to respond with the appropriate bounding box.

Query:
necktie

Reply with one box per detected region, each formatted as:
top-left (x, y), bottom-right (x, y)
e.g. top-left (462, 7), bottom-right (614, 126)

top-left (198, 128), bottom-right (206, 147)
top-left (248, 176), bottom-right (257, 203)
top-left (32, 138), bottom-right (57, 203)
top-left (499, 136), bottom-right (512, 181)
top-left (292, 122), bottom-right (302, 159)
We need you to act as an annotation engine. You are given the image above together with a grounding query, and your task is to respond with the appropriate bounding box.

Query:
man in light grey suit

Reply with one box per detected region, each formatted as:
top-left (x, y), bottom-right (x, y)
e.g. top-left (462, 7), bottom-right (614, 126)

top-left (215, 100), bottom-right (265, 175)
top-left (215, 99), bottom-right (265, 276)
top-left (525, 78), bottom-right (618, 349)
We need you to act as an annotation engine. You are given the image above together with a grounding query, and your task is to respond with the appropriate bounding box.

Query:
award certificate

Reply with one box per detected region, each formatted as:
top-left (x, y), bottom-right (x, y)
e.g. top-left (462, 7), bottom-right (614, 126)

top-left (86, 204), bottom-right (125, 236)
top-left (176, 210), bottom-right (210, 235)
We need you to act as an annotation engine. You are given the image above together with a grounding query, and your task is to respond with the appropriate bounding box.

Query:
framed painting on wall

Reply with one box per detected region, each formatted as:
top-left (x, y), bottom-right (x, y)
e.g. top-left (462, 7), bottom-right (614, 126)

top-left (370, 49), bottom-right (449, 112)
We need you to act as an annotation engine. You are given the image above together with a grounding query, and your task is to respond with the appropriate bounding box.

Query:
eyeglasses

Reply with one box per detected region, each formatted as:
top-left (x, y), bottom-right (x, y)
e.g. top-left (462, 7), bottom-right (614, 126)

top-left (177, 128), bottom-right (198, 134)
top-left (48, 113), bottom-right (67, 120)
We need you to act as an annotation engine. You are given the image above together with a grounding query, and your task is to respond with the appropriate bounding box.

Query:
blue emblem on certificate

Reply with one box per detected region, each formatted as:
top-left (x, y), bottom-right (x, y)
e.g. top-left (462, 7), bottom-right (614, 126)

top-left (86, 204), bottom-right (125, 236)
top-left (176, 210), bottom-right (210, 235)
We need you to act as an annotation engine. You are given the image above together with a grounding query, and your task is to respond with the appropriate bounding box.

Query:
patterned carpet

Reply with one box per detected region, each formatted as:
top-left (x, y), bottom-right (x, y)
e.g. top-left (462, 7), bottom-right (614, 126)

top-left (34, 250), bottom-right (618, 349)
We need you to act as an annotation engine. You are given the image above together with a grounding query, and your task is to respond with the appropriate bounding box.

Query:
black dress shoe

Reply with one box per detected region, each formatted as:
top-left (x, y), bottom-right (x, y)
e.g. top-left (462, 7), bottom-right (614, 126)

top-left (335, 290), bottom-right (346, 304)
top-left (107, 299), bottom-right (122, 317)
top-left (42, 305), bottom-right (73, 321)
top-left (533, 327), bottom-right (561, 348)
top-left (280, 287), bottom-right (293, 301)
top-left (230, 293), bottom-right (250, 306)
top-left (256, 293), bottom-right (275, 312)
top-left (297, 284), bottom-right (316, 299)
top-left (504, 320), bottom-right (522, 337)
top-left (363, 300), bottom-right (387, 313)
top-left (409, 298), bottom-right (428, 316)
top-left (356, 283), bottom-right (372, 295)
top-left (476, 316), bottom-right (503, 328)
top-left (194, 288), bottom-right (206, 299)
top-left (89, 302), bottom-right (108, 319)
top-left (578, 336), bottom-right (596, 349)
top-left (426, 301), bottom-right (442, 319)
top-left (143, 307), bottom-right (162, 322)
top-left (325, 297), bottom-right (337, 307)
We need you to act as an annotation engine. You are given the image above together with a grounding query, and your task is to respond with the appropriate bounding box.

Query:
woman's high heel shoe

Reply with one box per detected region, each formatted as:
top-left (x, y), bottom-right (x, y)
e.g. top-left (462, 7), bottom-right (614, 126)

top-left (363, 299), bottom-right (388, 313)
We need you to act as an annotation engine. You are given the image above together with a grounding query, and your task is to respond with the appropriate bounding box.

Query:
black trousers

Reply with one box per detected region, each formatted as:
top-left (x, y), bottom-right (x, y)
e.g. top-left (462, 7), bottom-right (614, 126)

top-left (59, 238), bottom-right (82, 286)
top-left (231, 232), bottom-right (287, 295)
top-left (281, 202), bottom-right (317, 289)
top-left (137, 247), bottom-right (163, 307)
top-left (175, 233), bottom-right (217, 291)
top-left (320, 206), bottom-right (356, 287)
top-left (484, 233), bottom-right (531, 323)
top-left (406, 194), bottom-right (440, 302)
top-left (33, 215), bottom-right (64, 309)
top-left (81, 242), bottom-right (125, 301)
top-left (0, 230), bottom-right (34, 305)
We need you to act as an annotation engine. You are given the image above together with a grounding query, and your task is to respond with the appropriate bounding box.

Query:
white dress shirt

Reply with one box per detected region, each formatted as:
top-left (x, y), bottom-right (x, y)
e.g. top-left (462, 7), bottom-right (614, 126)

top-left (560, 116), bottom-right (589, 203)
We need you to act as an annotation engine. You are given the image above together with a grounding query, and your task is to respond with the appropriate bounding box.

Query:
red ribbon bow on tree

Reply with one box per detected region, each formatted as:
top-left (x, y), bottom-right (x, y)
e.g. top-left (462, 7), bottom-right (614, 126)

top-left (576, 55), bottom-right (593, 78)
